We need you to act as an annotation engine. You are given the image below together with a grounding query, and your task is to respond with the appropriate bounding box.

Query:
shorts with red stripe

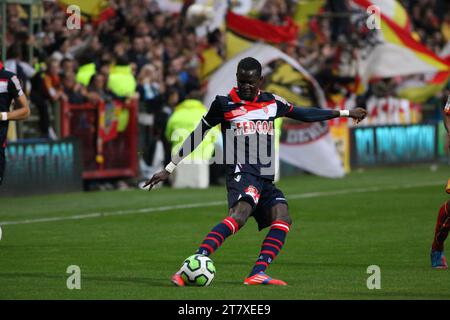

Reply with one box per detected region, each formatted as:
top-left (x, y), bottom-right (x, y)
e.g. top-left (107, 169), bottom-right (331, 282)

top-left (226, 172), bottom-right (288, 231)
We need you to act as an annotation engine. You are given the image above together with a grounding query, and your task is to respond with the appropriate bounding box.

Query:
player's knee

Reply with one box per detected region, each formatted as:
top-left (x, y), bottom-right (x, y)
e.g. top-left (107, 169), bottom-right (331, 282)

top-left (276, 213), bottom-right (292, 226)
top-left (229, 201), bottom-right (253, 228)
top-left (229, 213), bottom-right (247, 228)
top-left (271, 203), bottom-right (292, 225)
top-left (283, 215), bottom-right (292, 226)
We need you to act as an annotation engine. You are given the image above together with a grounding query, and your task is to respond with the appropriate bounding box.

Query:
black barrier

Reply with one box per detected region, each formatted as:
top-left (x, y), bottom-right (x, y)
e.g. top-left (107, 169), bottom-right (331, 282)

top-left (0, 139), bottom-right (83, 196)
top-left (350, 124), bottom-right (438, 167)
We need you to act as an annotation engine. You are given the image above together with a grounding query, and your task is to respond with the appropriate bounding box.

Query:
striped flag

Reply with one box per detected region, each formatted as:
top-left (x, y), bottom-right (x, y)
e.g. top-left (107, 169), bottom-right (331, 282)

top-left (397, 42), bottom-right (450, 103)
top-left (351, 0), bottom-right (450, 88)
top-left (200, 9), bottom-right (299, 80)
top-left (225, 10), bottom-right (298, 59)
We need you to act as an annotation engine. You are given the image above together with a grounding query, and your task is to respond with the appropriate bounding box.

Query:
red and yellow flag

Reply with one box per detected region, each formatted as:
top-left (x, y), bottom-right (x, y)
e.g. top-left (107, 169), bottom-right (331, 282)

top-left (226, 10), bottom-right (299, 59)
top-left (58, 0), bottom-right (115, 24)
top-left (351, 0), bottom-right (450, 98)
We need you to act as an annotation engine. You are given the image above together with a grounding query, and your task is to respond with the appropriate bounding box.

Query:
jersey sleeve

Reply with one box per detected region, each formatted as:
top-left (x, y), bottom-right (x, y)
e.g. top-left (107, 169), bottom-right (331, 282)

top-left (273, 94), bottom-right (294, 117)
top-left (202, 96), bottom-right (224, 128)
top-left (8, 75), bottom-right (24, 99)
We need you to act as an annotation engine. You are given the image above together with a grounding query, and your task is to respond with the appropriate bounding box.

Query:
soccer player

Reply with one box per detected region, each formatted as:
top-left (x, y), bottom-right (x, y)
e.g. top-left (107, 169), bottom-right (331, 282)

top-left (430, 94), bottom-right (450, 269)
top-left (144, 57), bottom-right (367, 285)
top-left (0, 60), bottom-right (30, 185)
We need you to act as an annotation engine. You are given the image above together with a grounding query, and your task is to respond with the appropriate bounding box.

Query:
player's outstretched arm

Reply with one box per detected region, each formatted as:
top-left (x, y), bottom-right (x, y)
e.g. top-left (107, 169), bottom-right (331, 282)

top-left (143, 119), bottom-right (211, 191)
top-left (285, 106), bottom-right (367, 124)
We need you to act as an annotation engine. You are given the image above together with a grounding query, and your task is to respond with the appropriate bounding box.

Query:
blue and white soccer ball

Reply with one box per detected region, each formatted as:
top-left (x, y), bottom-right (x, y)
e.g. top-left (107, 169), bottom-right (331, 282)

top-left (180, 254), bottom-right (216, 286)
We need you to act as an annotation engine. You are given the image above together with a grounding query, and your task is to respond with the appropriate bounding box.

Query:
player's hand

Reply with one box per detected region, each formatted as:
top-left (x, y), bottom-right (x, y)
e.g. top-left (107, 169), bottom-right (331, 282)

top-left (349, 108), bottom-right (368, 124)
top-left (143, 169), bottom-right (170, 191)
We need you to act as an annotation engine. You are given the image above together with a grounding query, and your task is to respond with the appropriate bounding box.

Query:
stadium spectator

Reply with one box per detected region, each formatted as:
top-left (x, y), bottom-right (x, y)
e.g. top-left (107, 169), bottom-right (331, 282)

top-left (164, 89), bottom-right (219, 189)
top-left (107, 56), bottom-right (137, 99)
top-left (61, 73), bottom-right (87, 104)
top-left (137, 63), bottom-right (165, 114)
top-left (29, 58), bottom-right (64, 139)
top-left (326, 0), bottom-right (351, 43)
top-left (128, 37), bottom-right (151, 73)
top-left (60, 57), bottom-right (76, 76)
top-left (86, 74), bottom-right (114, 104)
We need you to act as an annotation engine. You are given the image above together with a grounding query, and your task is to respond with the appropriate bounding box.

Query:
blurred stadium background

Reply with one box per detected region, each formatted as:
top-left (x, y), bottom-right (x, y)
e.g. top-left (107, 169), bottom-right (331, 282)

top-left (0, 0), bottom-right (450, 299)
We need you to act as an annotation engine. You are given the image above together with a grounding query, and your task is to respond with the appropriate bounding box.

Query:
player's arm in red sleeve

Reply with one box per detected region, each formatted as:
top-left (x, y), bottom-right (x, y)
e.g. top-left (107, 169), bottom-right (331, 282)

top-left (143, 98), bottom-right (223, 191)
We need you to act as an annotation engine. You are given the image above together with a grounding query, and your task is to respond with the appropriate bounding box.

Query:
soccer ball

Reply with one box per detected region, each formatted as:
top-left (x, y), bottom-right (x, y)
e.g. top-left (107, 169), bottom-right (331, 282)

top-left (180, 254), bottom-right (216, 286)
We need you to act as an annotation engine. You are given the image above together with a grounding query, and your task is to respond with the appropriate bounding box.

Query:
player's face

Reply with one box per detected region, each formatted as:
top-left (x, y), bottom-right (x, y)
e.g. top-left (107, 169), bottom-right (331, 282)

top-left (236, 68), bottom-right (261, 101)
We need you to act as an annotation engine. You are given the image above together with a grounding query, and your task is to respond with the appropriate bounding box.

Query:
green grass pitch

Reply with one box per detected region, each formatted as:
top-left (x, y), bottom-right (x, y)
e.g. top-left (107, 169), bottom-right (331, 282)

top-left (0, 164), bottom-right (449, 299)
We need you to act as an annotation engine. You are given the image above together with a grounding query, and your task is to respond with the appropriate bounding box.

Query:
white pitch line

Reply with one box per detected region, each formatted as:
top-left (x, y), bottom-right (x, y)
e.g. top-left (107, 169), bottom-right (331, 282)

top-left (0, 180), bottom-right (444, 226)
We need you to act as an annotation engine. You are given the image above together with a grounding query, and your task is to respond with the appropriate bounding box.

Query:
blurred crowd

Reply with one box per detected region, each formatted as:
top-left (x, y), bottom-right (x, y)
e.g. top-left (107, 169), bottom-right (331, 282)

top-left (2, 0), bottom-right (450, 188)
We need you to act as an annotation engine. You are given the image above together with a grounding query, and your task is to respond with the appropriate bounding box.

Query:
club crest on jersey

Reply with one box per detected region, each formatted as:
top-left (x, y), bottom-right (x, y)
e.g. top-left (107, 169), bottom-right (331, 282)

top-left (244, 185), bottom-right (260, 204)
top-left (234, 120), bottom-right (274, 136)
top-left (229, 106), bottom-right (248, 118)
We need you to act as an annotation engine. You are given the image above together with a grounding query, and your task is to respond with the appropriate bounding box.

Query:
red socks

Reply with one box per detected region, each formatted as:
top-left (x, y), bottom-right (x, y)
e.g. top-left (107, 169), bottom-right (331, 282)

top-left (432, 201), bottom-right (450, 251)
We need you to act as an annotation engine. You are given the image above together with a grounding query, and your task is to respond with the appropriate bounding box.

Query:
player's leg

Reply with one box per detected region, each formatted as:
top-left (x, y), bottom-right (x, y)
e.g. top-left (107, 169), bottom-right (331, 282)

top-left (171, 201), bottom-right (251, 286)
top-left (195, 172), bottom-right (261, 258)
top-left (172, 173), bottom-right (258, 286)
top-left (244, 203), bottom-right (290, 286)
top-left (431, 200), bottom-right (450, 269)
top-left (196, 201), bottom-right (252, 256)
top-left (244, 181), bottom-right (291, 286)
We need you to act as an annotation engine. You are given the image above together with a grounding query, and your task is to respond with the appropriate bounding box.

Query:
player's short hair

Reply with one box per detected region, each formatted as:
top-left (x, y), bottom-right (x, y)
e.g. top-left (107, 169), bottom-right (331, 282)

top-left (237, 57), bottom-right (262, 77)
